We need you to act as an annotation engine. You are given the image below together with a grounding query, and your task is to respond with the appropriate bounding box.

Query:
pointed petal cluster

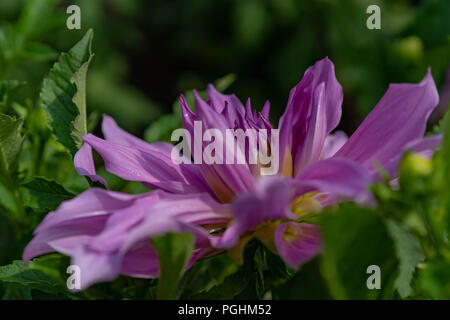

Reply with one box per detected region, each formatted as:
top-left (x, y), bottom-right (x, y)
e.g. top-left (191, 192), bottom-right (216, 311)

top-left (179, 87), bottom-right (272, 201)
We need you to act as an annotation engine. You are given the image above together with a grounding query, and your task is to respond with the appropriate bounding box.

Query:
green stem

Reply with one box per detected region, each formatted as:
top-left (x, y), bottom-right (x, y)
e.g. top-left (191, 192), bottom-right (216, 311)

top-left (0, 159), bottom-right (26, 237)
top-left (417, 200), bottom-right (441, 258)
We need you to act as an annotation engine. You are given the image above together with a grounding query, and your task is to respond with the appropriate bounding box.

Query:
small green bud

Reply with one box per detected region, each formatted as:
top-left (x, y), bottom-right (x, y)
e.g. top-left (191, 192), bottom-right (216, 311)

top-left (400, 152), bottom-right (432, 177)
top-left (399, 152), bottom-right (432, 192)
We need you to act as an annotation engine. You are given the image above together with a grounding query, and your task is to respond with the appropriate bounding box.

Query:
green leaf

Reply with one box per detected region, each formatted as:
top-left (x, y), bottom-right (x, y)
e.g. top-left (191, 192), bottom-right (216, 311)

top-left (1, 255), bottom-right (73, 300)
top-left (235, 240), bottom-right (265, 299)
top-left (0, 260), bottom-right (64, 294)
top-left (419, 260), bottom-right (450, 299)
top-left (40, 29), bottom-right (93, 156)
top-left (385, 219), bottom-right (425, 298)
top-left (190, 270), bottom-right (249, 300)
top-left (2, 282), bottom-right (33, 300)
top-left (152, 232), bottom-right (195, 300)
top-left (29, 254), bottom-right (72, 287)
top-left (179, 254), bottom-right (240, 299)
top-left (320, 203), bottom-right (397, 299)
top-left (272, 257), bottom-right (330, 299)
top-left (21, 177), bottom-right (75, 211)
top-left (0, 113), bottom-right (23, 176)
top-left (71, 57), bottom-right (93, 148)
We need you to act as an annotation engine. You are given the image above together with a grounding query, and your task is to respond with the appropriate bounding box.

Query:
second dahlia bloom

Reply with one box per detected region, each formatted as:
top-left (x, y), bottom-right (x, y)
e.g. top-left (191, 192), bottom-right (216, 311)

top-left (24, 58), bottom-right (441, 290)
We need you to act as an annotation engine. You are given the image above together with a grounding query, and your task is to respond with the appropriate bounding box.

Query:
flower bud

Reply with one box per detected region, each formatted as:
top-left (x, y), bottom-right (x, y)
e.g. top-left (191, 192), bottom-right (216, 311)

top-left (399, 152), bottom-right (432, 191)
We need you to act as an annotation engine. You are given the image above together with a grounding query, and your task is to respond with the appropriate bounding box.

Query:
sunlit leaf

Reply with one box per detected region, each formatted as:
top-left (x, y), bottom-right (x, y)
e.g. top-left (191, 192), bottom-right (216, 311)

top-left (40, 29), bottom-right (93, 156)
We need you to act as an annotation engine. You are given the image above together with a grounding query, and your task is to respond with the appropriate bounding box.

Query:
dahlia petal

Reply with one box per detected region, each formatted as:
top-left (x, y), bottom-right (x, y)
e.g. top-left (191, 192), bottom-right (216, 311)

top-left (279, 57), bottom-right (343, 175)
top-left (334, 69), bottom-right (439, 171)
top-left (81, 115), bottom-right (211, 194)
top-left (381, 134), bottom-right (442, 178)
top-left (323, 131), bottom-right (348, 158)
top-left (274, 222), bottom-right (321, 270)
top-left (207, 84), bottom-right (245, 118)
top-left (70, 215), bottom-right (210, 290)
top-left (103, 114), bottom-right (210, 188)
top-left (34, 188), bottom-right (140, 233)
top-left (88, 192), bottom-right (229, 254)
top-left (295, 158), bottom-right (372, 204)
top-left (83, 133), bottom-right (204, 193)
top-left (292, 82), bottom-right (328, 173)
top-left (120, 245), bottom-right (159, 278)
top-left (23, 215), bottom-right (109, 262)
top-left (71, 246), bottom-right (121, 290)
top-left (28, 189), bottom-right (228, 289)
top-left (88, 193), bottom-right (162, 253)
top-left (74, 143), bottom-right (108, 187)
top-left (102, 114), bottom-right (173, 155)
top-left (69, 203), bottom-right (212, 290)
top-left (23, 188), bottom-right (142, 262)
top-left (180, 92), bottom-right (256, 199)
top-left (261, 100), bottom-right (271, 119)
top-left (212, 176), bottom-right (297, 249)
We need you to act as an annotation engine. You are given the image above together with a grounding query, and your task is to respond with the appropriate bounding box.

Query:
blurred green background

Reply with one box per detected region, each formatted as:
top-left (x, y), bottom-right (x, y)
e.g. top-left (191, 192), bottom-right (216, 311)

top-left (1, 0), bottom-right (449, 136)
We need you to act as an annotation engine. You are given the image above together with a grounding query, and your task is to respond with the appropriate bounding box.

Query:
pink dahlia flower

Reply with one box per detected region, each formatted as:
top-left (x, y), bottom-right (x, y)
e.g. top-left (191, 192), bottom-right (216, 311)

top-left (24, 58), bottom-right (441, 290)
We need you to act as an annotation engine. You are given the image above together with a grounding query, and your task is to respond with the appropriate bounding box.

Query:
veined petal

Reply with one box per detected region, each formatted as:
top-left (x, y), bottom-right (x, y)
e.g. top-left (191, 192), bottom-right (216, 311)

top-left (274, 222), bottom-right (321, 270)
top-left (101, 114), bottom-right (211, 193)
top-left (23, 188), bottom-right (143, 262)
top-left (279, 57), bottom-right (343, 176)
top-left (180, 92), bottom-right (257, 200)
top-left (88, 192), bottom-right (230, 254)
top-left (292, 82), bottom-right (328, 174)
top-left (334, 70), bottom-right (439, 172)
top-left (83, 133), bottom-right (205, 194)
top-left (34, 188), bottom-right (141, 234)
